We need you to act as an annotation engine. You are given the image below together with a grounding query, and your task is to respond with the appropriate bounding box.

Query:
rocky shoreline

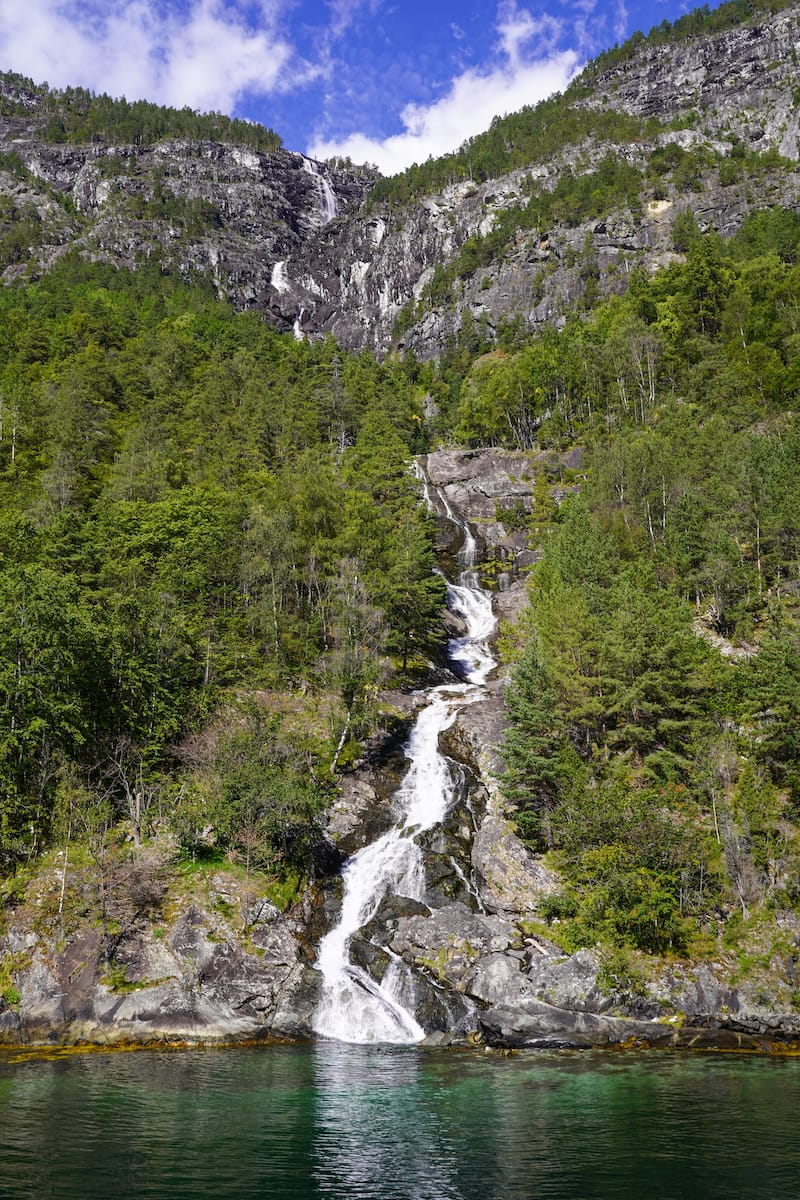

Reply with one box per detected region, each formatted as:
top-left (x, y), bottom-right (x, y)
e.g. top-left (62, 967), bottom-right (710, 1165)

top-left (3, 894), bottom-right (800, 1054)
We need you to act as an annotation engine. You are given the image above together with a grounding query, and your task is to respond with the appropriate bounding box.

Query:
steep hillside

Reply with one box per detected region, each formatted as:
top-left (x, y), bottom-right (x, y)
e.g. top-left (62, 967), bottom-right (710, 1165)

top-left (345, 0), bottom-right (800, 356)
top-left (1, 2), bottom-right (800, 357)
top-left (0, 74), bottom-right (373, 322)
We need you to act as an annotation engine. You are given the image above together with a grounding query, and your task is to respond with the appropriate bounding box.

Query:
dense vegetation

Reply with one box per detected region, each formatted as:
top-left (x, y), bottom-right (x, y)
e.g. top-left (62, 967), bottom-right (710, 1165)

top-left (481, 208), bottom-right (800, 958)
top-left (1, 0), bottom-right (799, 987)
top-left (2, 198), bottom-right (799, 970)
top-left (0, 72), bottom-right (282, 152)
top-left (370, 107), bottom-right (662, 206)
top-left (0, 255), bottom-right (444, 886)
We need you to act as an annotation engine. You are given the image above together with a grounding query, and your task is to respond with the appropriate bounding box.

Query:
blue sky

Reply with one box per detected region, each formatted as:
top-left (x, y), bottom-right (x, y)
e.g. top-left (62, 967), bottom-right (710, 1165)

top-left (1, 0), bottom-right (697, 173)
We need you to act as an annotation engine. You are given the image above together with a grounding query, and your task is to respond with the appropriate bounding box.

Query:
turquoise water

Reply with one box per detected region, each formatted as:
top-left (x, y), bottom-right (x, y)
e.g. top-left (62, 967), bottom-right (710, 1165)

top-left (0, 1044), bottom-right (798, 1199)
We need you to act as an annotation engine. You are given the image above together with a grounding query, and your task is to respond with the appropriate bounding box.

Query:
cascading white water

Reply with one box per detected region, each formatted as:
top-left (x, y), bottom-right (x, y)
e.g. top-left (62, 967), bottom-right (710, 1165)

top-left (271, 259), bottom-right (290, 293)
top-left (427, 474), bottom-right (494, 681)
top-left (447, 580), bottom-right (495, 684)
top-left (313, 474), bottom-right (496, 1044)
top-left (301, 156), bottom-right (338, 223)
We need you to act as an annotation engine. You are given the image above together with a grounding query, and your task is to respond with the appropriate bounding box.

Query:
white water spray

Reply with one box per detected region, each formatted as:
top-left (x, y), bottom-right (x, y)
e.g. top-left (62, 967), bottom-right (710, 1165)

top-left (313, 470), bottom-right (496, 1044)
top-left (301, 156), bottom-right (338, 224)
top-left (271, 259), bottom-right (290, 293)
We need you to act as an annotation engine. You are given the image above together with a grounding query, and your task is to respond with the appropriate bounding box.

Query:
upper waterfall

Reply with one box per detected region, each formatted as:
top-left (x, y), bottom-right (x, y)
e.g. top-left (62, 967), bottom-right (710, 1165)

top-left (271, 259), bottom-right (290, 293)
top-left (300, 155), bottom-right (338, 224)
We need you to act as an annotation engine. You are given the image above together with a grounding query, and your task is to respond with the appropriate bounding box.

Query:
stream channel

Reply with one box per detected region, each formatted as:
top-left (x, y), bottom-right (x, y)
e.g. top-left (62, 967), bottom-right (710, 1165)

top-left (314, 476), bottom-right (495, 1043)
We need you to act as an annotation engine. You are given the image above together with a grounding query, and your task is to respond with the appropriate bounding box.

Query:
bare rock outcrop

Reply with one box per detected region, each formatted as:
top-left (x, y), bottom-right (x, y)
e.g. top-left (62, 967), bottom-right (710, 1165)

top-left (4, 7), bottom-right (800, 357)
top-left (0, 869), bottom-right (320, 1047)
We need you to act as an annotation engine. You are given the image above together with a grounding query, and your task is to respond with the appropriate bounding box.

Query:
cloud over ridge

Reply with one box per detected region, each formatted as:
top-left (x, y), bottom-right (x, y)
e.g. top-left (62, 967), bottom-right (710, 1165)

top-left (311, 2), bottom-right (582, 173)
top-left (0, 0), bottom-right (302, 114)
top-left (1, 1), bottom-right (590, 172)
top-left (310, 47), bottom-right (580, 175)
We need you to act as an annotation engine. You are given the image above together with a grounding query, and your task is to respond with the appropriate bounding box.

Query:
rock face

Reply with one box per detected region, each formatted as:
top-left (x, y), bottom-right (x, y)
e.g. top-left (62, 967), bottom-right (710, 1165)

top-left (423, 446), bottom-right (564, 597)
top-left (2, 6), bottom-right (800, 357)
top-left (307, 5), bottom-right (800, 357)
top-left (0, 875), bottom-right (320, 1047)
top-left (0, 105), bottom-right (373, 322)
top-left (583, 9), bottom-right (800, 158)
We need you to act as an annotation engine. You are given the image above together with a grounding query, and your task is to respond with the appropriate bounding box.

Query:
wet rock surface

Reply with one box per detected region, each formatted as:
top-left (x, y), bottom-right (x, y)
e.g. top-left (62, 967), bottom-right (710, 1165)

top-left (422, 447), bottom-right (576, 595)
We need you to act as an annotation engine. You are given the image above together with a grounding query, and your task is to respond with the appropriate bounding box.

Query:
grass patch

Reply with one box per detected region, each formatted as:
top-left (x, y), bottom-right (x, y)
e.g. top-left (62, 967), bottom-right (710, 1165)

top-left (264, 870), bottom-right (303, 912)
top-left (0, 950), bottom-right (31, 1006)
top-left (101, 963), bottom-right (140, 994)
top-left (518, 918), bottom-right (573, 951)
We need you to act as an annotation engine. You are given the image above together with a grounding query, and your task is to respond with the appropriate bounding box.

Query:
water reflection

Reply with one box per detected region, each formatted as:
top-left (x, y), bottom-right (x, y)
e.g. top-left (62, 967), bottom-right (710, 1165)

top-left (1, 1046), bottom-right (800, 1199)
top-left (312, 1042), bottom-right (462, 1199)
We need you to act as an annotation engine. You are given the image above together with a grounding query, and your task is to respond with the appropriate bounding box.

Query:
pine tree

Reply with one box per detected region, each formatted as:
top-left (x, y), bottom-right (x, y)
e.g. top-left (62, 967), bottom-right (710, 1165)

top-left (502, 635), bottom-right (568, 848)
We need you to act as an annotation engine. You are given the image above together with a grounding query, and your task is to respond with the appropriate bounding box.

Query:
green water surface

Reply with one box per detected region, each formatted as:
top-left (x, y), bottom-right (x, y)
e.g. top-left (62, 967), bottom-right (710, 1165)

top-left (0, 1044), bottom-right (797, 1199)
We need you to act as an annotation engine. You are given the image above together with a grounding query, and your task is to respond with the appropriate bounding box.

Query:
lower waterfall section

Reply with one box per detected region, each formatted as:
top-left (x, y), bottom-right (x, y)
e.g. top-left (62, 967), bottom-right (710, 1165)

top-left (313, 697), bottom-right (461, 1044)
top-left (312, 529), bottom-right (496, 1044)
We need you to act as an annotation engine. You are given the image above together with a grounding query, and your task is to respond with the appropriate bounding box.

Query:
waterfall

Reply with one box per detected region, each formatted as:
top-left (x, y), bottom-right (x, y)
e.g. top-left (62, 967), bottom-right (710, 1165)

top-left (301, 156), bottom-right (338, 224)
top-left (271, 260), bottom-right (290, 293)
top-left (313, 471), bottom-right (496, 1044)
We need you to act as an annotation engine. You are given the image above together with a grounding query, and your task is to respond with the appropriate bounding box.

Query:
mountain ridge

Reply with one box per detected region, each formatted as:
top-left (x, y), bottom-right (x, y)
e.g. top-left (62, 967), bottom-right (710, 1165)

top-left (1, 1), bottom-right (800, 357)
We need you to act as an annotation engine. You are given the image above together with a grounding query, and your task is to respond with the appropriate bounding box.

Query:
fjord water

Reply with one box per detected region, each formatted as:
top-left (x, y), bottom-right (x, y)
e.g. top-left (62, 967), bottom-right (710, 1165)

top-left (1, 1044), bottom-right (799, 1199)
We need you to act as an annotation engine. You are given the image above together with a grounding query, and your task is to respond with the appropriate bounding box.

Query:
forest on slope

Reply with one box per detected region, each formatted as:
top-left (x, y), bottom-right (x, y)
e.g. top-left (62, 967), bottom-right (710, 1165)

top-left (0, 254), bottom-right (445, 894)
top-left (1, 205), bottom-right (798, 989)
top-left (439, 207), bottom-right (800, 968)
top-left (0, 72), bottom-right (283, 152)
top-left (0, 0), bottom-right (799, 1003)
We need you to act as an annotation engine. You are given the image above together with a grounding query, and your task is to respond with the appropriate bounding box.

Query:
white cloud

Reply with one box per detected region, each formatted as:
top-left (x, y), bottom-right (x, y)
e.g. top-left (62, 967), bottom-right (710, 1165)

top-left (0, 0), bottom-right (302, 113)
top-left (613, 0), bottom-right (630, 42)
top-left (497, 1), bottom-right (562, 62)
top-left (309, 4), bottom-right (581, 174)
top-left (326, 0), bottom-right (381, 41)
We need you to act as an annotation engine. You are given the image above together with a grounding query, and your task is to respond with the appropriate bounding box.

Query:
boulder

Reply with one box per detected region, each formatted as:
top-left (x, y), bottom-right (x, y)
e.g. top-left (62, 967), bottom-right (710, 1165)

top-left (472, 815), bottom-right (559, 917)
top-left (389, 902), bottom-right (521, 990)
top-left (526, 947), bottom-right (614, 1014)
top-left (359, 893), bottom-right (430, 940)
top-left (478, 1002), bottom-right (675, 1049)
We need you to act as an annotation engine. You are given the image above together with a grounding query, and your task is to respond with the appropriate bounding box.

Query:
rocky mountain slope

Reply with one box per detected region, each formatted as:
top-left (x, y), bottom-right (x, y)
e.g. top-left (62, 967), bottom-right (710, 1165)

top-left (0, 74), bottom-right (372, 317)
top-left (2, 4), bottom-right (800, 357)
top-left (323, 1), bottom-right (800, 356)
